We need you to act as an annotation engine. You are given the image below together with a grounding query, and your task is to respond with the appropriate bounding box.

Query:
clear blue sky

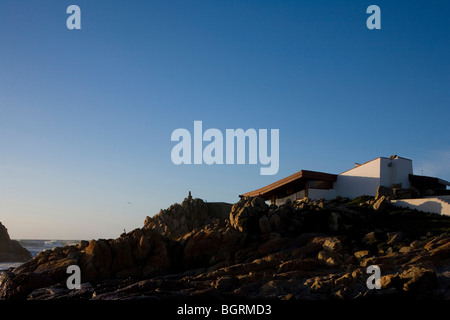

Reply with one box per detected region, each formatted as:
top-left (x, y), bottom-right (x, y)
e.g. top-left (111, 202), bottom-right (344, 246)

top-left (1, 0), bottom-right (449, 239)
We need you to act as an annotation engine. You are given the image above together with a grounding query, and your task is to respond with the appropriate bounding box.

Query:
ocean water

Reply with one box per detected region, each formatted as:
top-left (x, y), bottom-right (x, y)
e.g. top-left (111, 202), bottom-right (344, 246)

top-left (0, 239), bottom-right (80, 271)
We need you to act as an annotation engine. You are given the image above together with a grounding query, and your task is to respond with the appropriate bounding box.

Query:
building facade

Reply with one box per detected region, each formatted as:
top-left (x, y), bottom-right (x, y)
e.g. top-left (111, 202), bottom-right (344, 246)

top-left (241, 155), bottom-right (450, 209)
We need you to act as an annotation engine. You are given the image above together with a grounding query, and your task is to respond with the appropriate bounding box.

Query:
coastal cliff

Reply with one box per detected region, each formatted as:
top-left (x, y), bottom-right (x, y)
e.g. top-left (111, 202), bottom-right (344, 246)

top-left (0, 222), bottom-right (32, 263)
top-left (1, 194), bottom-right (450, 300)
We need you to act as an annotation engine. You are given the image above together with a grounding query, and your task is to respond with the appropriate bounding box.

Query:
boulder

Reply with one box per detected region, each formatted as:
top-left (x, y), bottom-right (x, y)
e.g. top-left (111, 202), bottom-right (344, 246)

top-left (428, 238), bottom-right (450, 263)
top-left (375, 186), bottom-right (393, 200)
top-left (317, 250), bottom-right (342, 266)
top-left (259, 215), bottom-right (272, 234)
top-left (373, 196), bottom-right (389, 211)
top-left (0, 222), bottom-right (32, 263)
top-left (380, 273), bottom-right (401, 289)
top-left (400, 266), bottom-right (436, 293)
top-left (229, 197), bottom-right (269, 233)
top-left (182, 227), bottom-right (244, 269)
top-left (354, 250), bottom-right (370, 259)
top-left (322, 237), bottom-right (342, 252)
top-left (328, 212), bottom-right (341, 232)
top-left (387, 231), bottom-right (405, 245)
top-left (0, 272), bottom-right (53, 300)
top-left (362, 231), bottom-right (378, 245)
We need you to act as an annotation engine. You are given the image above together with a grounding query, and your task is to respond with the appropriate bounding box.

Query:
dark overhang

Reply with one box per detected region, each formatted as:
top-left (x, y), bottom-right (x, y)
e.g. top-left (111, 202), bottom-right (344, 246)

top-left (240, 170), bottom-right (337, 200)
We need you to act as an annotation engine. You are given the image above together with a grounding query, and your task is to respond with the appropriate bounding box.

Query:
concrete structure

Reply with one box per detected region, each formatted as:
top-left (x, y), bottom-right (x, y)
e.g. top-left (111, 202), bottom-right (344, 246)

top-left (241, 155), bottom-right (450, 214)
top-left (391, 196), bottom-right (450, 216)
top-left (331, 156), bottom-right (413, 200)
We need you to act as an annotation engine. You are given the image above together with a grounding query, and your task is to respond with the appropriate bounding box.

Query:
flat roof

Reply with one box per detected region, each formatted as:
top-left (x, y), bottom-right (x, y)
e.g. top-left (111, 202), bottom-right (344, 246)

top-left (410, 174), bottom-right (450, 187)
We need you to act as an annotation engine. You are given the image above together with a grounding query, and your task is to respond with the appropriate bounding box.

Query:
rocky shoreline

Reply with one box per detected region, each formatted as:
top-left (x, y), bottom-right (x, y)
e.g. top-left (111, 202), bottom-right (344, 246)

top-left (0, 222), bottom-right (32, 263)
top-left (1, 193), bottom-right (450, 300)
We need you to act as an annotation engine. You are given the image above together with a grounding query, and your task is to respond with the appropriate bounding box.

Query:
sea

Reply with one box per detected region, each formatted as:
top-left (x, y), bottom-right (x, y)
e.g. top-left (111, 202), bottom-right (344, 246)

top-left (0, 239), bottom-right (80, 272)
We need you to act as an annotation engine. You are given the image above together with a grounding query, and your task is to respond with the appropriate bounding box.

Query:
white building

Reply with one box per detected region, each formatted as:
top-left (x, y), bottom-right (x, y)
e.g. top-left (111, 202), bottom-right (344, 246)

top-left (241, 155), bottom-right (450, 215)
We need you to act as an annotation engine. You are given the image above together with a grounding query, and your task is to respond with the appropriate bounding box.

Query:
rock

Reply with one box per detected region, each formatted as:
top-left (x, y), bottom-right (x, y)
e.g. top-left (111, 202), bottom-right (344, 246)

top-left (277, 258), bottom-right (321, 273)
top-left (362, 232), bottom-right (378, 245)
top-left (373, 196), bottom-right (389, 211)
top-left (328, 212), bottom-right (341, 232)
top-left (229, 197), bottom-right (269, 233)
top-left (0, 272), bottom-right (53, 300)
top-left (257, 235), bottom-right (284, 255)
top-left (318, 250), bottom-right (342, 266)
top-left (399, 246), bottom-right (412, 253)
top-left (212, 276), bottom-right (239, 291)
top-left (380, 273), bottom-right (401, 289)
top-left (387, 231), bottom-right (404, 245)
top-left (393, 188), bottom-right (414, 199)
top-left (2, 195), bottom-right (450, 301)
top-left (375, 186), bottom-right (393, 200)
top-left (35, 258), bottom-right (78, 281)
top-left (306, 272), bottom-right (354, 294)
top-left (144, 197), bottom-right (232, 239)
top-left (259, 215), bottom-right (271, 234)
top-left (0, 222), bottom-right (32, 263)
top-left (80, 239), bottom-right (113, 281)
top-left (289, 239), bottom-right (324, 258)
top-left (354, 250), bottom-right (370, 259)
top-left (428, 238), bottom-right (450, 263)
top-left (410, 240), bottom-right (423, 249)
top-left (400, 266), bottom-right (436, 293)
top-left (322, 237), bottom-right (342, 252)
top-left (424, 236), bottom-right (450, 251)
top-left (182, 227), bottom-right (244, 269)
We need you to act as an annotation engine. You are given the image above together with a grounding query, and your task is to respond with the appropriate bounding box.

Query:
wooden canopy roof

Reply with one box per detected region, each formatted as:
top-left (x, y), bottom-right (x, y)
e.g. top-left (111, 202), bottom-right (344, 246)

top-left (241, 170), bottom-right (337, 200)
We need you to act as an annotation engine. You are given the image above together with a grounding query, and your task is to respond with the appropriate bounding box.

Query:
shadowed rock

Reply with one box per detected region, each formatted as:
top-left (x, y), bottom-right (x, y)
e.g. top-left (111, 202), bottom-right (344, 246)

top-left (0, 222), bottom-right (32, 263)
top-left (2, 196), bottom-right (450, 300)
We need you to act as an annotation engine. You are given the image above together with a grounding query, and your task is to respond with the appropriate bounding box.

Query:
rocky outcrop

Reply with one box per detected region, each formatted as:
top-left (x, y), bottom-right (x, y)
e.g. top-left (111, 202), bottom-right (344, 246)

top-left (0, 222), bottom-right (31, 263)
top-left (144, 196), bottom-right (231, 239)
top-left (1, 195), bottom-right (450, 300)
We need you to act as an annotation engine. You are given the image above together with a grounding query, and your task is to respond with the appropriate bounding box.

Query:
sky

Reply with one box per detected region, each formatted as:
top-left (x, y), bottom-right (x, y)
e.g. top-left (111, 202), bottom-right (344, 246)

top-left (0, 0), bottom-right (449, 240)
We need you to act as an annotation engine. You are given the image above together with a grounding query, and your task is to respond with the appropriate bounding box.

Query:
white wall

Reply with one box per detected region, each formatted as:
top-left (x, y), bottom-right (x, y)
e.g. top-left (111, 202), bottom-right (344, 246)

top-left (274, 156), bottom-right (414, 203)
top-left (391, 196), bottom-right (450, 216)
top-left (379, 157), bottom-right (412, 189)
top-left (333, 158), bottom-right (381, 199)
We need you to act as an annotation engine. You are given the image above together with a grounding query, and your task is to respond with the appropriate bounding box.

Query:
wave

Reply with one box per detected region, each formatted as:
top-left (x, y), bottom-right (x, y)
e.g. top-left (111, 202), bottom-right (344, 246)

top-left (0, 262), bottom-right (22, 272)
top-left (1, 240), bottom-right (81, 271)
top-left (16, 239), bottom-right (80, 257)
